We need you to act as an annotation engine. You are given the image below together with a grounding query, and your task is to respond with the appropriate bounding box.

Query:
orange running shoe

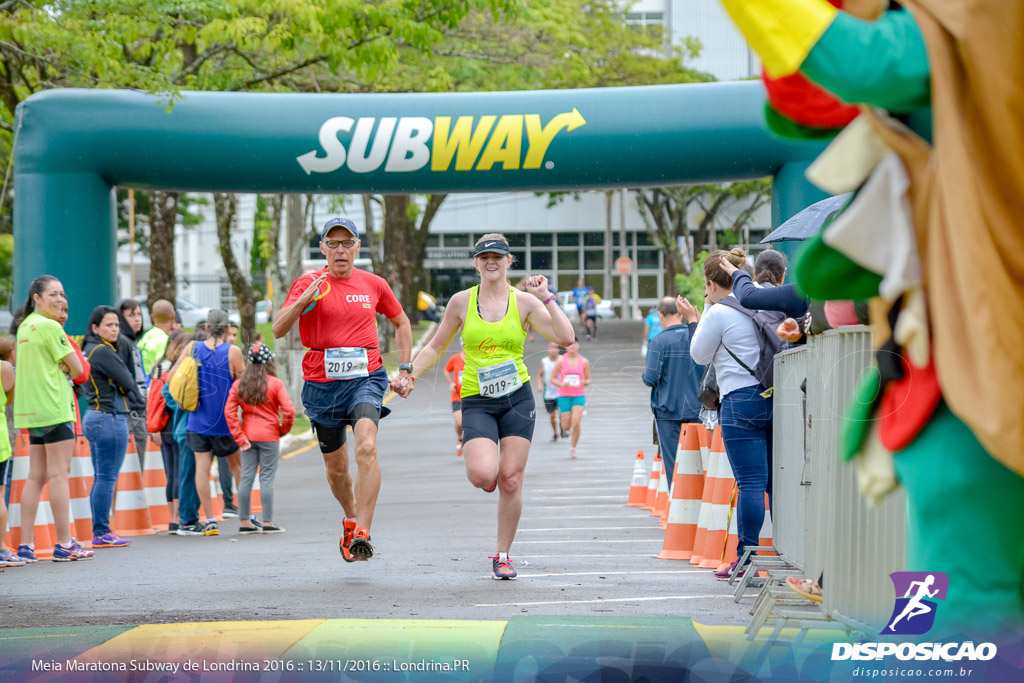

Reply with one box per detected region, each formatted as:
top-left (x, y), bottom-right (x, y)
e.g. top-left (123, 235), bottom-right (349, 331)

top-left (349, 526), bottom-right (375, 561)
top-left (339, 518), bottom-right (358, 563)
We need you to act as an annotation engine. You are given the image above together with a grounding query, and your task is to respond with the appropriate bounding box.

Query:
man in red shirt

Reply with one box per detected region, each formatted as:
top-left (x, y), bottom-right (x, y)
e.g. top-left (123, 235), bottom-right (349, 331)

top-left (443, 347), bottom-right (465, 456)
top-left (273, 217), bottom-right (412, 562)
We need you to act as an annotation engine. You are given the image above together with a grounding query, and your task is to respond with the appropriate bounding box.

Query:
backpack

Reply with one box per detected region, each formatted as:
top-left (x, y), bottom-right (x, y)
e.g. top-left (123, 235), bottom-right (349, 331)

top-left (146, 365), bottom-right (170, 432)
top-left (168, 342), bottom-right (201, 412)
top-left (716, 296), bottom-right (787, 393)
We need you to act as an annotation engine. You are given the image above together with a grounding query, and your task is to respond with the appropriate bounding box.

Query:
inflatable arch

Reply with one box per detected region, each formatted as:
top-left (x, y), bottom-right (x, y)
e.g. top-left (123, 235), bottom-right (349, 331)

top-left (13, 80), bottom-right (825, 329)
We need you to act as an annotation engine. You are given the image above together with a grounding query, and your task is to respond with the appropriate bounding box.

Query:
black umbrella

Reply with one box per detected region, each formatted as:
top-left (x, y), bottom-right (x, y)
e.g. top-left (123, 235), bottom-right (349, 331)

top-left (760, 193), bottom-right (853, 244)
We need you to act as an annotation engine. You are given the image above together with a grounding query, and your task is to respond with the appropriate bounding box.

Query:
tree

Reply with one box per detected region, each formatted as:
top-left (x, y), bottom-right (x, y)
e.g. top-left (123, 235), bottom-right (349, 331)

top-left (635, 179), bottom-right (772, 291)
top-left (214, 192), bottom-right (259, 344)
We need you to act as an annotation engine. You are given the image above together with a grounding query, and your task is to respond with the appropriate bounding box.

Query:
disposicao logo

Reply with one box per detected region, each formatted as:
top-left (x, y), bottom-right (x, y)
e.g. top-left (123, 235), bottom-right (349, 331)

top-left (297, 110), bottom-right (587, 175)
top-left (831, 571), bottom-right (998, 662)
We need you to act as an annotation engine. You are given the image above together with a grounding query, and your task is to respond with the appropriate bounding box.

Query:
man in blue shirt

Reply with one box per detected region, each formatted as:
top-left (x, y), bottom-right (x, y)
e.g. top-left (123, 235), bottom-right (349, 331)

top-left (642, 307), bottom-right (662, 357)
top-left (641, 297), bottom-right (704, 487)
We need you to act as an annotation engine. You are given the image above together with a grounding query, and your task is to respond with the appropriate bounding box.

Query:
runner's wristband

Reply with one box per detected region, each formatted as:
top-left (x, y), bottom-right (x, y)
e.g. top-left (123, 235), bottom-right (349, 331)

top-left (542, 294), bottom-right (557, 305)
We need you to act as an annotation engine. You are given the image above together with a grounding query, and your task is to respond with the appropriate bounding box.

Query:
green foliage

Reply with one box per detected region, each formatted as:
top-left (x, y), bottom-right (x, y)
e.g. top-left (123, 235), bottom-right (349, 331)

top-left (250, 195), bottom-right (272, 295)
top-left (674, 250), bottom-right (707, 312)
top-left (0, 233), bottom-right (11, 305)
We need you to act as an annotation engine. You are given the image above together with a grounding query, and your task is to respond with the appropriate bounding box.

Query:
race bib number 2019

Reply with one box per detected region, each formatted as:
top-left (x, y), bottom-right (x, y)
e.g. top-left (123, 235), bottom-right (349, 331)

top-left (477, 359), bottom-right (520, 398)
top-left (325, 347), bottom-right (369, 380)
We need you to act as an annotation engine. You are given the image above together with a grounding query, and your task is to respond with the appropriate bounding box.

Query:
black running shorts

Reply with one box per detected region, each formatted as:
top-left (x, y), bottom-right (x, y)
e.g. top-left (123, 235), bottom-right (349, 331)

top-left (461, 385), bottom-right (536, 444)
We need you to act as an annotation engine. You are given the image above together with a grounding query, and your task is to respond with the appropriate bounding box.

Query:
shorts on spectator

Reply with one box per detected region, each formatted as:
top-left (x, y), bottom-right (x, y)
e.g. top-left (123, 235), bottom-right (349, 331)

top-left (28, 422), bottom-right (75, 446)
top-left (186, 431), bottom-right (239, 458)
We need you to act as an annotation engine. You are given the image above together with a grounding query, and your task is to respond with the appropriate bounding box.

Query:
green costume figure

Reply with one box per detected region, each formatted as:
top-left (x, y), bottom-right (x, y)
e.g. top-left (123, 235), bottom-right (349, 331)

top-left (718, 0), bottom-right (1024, 636)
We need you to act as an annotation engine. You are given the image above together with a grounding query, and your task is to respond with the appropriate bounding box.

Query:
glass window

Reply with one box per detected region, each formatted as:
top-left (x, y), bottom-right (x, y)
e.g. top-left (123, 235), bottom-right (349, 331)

top-left (583, 232), bottom-right (605, 247)
top-left (637, 249), bottom-right (661, 270)
top-left (557, 274), bottom-right (578, 293)
top-left (638, 275), bottom-right (660, 299)
top-left (557, 233), bottom-right (579, 247)
top-left (510, 251), bottom-right (527, 270)
top-left (587, 273), bottom-right (605, 296)
top-left (426, 234), bottom-right (440, 248)
top-left (531, 250), bottom-right (553, 271)
top-left (584, 250), bottom-right (606, 270)
top-left (557, 250), bottom-right (579, 270)
top-left (506, 233), bottom-right (526, 247)
top-left (445, 233), bottom-right (470, 247)
top-left (612, 232), bottom-right (632, 247)
top-left (531, 233), bottom-right (553, 247)
top-left (635, 231), bottom-right (652, 246)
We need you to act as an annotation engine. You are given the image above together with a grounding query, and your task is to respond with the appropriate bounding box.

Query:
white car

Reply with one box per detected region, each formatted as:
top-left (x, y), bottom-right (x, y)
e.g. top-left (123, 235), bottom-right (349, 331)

top-left (557, 291), bottom-right (616, 321)
top-left (175, 297), bottom-right (213, 328)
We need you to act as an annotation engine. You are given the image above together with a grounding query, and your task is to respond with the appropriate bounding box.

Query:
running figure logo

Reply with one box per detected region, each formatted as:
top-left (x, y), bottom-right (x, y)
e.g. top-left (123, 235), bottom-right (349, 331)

top-left (881, 571), bottom-right (949, 635)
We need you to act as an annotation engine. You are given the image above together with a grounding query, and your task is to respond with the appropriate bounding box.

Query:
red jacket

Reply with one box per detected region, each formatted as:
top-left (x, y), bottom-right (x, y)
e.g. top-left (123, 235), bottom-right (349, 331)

top-left (67, 336), bottom-right (89, 434)
top-left (224, 375), bottom-right (294, 447)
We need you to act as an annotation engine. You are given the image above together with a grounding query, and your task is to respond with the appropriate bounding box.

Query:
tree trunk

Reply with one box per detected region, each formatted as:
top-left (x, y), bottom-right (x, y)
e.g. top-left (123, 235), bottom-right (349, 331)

top-left (380, 193), bottom-right (447, 324)
top-left (147, 191), bottom-right (179, 311)
top-left (213, 192), bottom-right (258, 346)
top-left (274, 195), bottom-right (308, 403)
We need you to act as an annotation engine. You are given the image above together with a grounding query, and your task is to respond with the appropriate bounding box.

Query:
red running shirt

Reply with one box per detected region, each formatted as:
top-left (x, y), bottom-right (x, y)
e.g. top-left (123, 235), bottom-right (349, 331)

top-left (283, 267), bottom-right (403, 382)
top-left (445, 353), bottom-right (465, 402)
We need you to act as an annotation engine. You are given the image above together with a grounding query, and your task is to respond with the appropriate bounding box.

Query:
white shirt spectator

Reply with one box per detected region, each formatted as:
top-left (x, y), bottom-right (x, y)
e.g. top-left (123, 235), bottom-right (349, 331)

top-left (689, 293), bottom-right (761, 399)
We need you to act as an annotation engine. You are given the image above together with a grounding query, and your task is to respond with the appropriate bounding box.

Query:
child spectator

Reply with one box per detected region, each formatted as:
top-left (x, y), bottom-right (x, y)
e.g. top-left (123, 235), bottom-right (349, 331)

top-left (225, 343), bottom-right (294, 534)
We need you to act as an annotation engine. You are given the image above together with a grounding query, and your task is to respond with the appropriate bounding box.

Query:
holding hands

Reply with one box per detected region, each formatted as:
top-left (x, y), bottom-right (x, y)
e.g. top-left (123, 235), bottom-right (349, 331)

top-left (389, 373), bottom-right (414, 398)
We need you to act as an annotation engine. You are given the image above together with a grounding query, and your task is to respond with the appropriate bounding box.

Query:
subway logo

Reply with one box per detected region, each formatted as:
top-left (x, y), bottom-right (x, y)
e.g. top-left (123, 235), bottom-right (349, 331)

top-left (297, 109), bottom-right (586, 175)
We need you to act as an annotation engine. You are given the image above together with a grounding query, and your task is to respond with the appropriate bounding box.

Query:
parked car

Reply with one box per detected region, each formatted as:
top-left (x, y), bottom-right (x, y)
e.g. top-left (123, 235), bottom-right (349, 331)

top-left (557, 291), bottom-right (616, 321)
top-left (176, 297), bottom-right (213, 328)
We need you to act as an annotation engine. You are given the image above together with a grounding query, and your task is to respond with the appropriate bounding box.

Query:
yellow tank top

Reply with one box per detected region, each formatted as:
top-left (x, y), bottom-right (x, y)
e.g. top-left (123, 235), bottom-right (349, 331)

top-left (0, 374), bottom-right (10, 463)
top-left (461, 286), bottom-right (530, 398)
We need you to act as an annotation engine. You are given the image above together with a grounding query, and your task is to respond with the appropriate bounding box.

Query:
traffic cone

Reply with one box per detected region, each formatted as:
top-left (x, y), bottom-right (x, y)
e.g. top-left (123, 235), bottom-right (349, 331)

top-left (141, 438), bottom-right (170, 531)
top-left (656, 425), bottom-right (704, 560)
top-left (653, 461), bottom-right (670, 525)
top-left (111, 453), bottom-right (155, 537)
top-left (689, 446), bottom-right (719, 567)
top-left (625, 451), bottom-right (648, 507)
top-left (6, 432), bottom-right (57, 559)
top-left (643, 454), bottom-right (662, 511)
top-left (210, 470), bottom-right (225, 521)
top-left (697, 425), bottom-right (712, 473)
top-left (699, 432), bottom-right (736, 569)
top-left (69, 436), bottom-right (95, 546)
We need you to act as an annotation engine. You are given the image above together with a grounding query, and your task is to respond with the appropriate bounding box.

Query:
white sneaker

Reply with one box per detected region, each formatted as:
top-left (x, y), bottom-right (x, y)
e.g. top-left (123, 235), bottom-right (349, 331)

top-left (569, 447), bottom-right (577, 459)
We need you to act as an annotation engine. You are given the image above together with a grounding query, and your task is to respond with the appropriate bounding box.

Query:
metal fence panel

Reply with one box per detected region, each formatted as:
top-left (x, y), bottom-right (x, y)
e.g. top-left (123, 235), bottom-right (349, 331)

top-left (771, 346), bottom-right (809, 567)
top-left (771, 327), bottom-right (907, 633)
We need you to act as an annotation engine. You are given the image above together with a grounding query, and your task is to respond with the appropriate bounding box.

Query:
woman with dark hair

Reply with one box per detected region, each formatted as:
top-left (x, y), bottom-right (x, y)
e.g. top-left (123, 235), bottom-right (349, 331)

top-left (14, 275), bottom-right (93, 562)
top-left (679, 249), bottom-right (773, 580)
top-left (225, 343), bottom-right (294, 534)
top-left (82, 305), bottom-right (144, 549)
top-left (114, 298), bottom-right (149, 472)
top-left (719, 249), bottom-right (809, 319)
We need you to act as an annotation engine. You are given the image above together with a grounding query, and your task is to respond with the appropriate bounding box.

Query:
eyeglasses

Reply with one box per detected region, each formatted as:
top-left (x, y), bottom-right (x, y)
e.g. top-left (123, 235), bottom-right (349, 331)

top-left (324, 238), bottom-right (357, 249)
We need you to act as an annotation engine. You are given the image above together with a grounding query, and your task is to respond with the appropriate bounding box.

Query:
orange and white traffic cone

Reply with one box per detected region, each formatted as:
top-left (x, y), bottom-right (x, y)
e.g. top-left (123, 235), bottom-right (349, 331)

top-left (716, 485), bottom-right (740, 573)
top-left (69, 436), bottom-right (95, 546)
top-left (210, 469), bottom-right (225, 521)
top-left (700, 432), bottom-right (736, 569)
top-left (111, 453), bottom-right (155, 537)
top-left (625, 450), bottom-right (648, 507)
top-left (697, 425), bottom-right (712, 473)
top-left (643, 454), bottom-right (662, 512)
top-left (142, 438), bottom-right (170, 531)
top-left (653, 460), bottom-right (670, 526)
top-left (250, 469), bottom-right (263, 515)
top-left (656, 426), bottom-right (704, 560)
top-left (6, 432), bottom-right (57, 559)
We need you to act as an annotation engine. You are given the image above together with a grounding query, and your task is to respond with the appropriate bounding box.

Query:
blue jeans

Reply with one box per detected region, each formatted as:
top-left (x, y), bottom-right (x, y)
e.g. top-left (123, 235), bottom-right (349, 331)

top-left (655, 418), bottom-right (683, 489)
top-left (719, 385), bottom-right (773, 557)
top-left (83, 411), bottom-right (129, 536)
top-left (176, 437), bottom-right (200, 525)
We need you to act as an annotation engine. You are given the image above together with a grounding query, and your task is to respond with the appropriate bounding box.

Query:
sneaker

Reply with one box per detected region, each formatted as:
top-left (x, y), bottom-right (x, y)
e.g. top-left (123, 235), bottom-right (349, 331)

top-left (261, 524), bottom-right (285, 534)
top-left (201, 521), bottom-right (220, 536)
top-left (714, 558), bottom-right (746, 581)
top-left (340, 518), bottom-right (358, 563)
top-left (0, 548), bottom-right (25, 567)
top-left (456, 441), bottom-right (462, 457)
top-left (483, 477), bottom-right (497, 493)
top-left (177, 522), bottom-right (205, 536)
top-left (250, 518), bottom-right (264, 531)
top-left (238, 525), bottom-right (261, 535)
top-left (52, 540), bottom-right (94, 562)
top-left (92, 532), bottom-right (131, 548)
top-left (550, 433), bottom-right (558, 442)
top-left (16, 544), bottom-right (37, 563)
top-left (222, 507), bottom-right (239, 519)
top-left (490, 556), bottom-right (517, 580)
top-left (560, 429), bottom-right (570, 438)
top-left (349, 526), bottom-right (374, 561)
top-left (168, 523), bottom-right (180, 533)
top-left (569, 447), bottom-right (577, 459)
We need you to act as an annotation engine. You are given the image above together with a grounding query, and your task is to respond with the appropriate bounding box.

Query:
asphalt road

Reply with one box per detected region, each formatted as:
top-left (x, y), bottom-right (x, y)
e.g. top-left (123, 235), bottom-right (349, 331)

top-left (3, 323), bottom-right (752, 629)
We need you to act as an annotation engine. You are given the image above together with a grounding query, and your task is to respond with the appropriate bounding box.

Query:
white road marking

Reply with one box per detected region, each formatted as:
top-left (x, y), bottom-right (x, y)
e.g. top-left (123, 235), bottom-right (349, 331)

top-left (516, 570), bottom-right (706, 578)
top-left (474, 595), bottom-right (732, 607)
top-left (512, 539), bottom-right (662, 544)
top-left (520, 515), bottom-right (628, 520)
top-left (518, 526), bottom-right (657, 532)
top-left (526, 495), bottom-right (624, 500)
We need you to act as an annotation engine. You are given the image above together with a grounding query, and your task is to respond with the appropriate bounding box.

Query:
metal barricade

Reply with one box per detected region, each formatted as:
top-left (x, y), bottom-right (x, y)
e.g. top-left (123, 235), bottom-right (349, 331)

top-left (772, 326), bottom-right (907, 633)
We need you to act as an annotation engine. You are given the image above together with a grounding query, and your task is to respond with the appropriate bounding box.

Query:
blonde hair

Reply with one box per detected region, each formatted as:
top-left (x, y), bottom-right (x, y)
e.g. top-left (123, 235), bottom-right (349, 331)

top-left (704, 248), bottom-right (747, 288)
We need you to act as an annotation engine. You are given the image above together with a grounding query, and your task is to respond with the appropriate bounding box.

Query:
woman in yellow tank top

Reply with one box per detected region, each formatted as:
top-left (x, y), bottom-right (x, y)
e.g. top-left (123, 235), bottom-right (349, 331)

top-left (394, 233), bottom-right (574, 580)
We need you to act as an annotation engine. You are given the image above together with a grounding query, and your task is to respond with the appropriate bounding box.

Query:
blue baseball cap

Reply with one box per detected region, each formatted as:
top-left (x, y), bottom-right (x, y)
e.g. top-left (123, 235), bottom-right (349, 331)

top-left (321, 217), bottom-right (360, 242)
